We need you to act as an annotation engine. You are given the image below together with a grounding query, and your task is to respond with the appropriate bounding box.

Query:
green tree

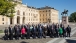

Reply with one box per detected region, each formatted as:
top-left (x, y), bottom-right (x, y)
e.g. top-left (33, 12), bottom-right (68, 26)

top-left (69, 12), bottom-right (76, 22)
top-left (0, 0), bottom-right (16, 18)
top-left (0, 0), bottom-right (16, 24)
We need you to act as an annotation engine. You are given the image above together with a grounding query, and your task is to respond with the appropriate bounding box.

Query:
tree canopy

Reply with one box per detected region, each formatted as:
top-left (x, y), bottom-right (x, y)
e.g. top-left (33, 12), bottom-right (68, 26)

top-left (69, 12), bottom-right (76, 22)
top-left (0, 0), bottom-right (16, 18)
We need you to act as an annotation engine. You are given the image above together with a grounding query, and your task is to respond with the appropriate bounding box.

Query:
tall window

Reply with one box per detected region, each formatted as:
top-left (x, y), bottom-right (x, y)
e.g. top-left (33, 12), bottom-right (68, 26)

top-left (29, 19), bottom-right (30, 21)
top-left (46, 14), bottom-right (47, 16)
top-left (43, 11), bottom-right (44, 12)
top-left (17, 10), bottom-right (20, 15)
top-left (49, 10), bottom-right (50, 12)
top-left (29, 9), bottom-right (30, 11)
top-left (46, 10), bottom-right (47, 12)
top-left (40, 14), bottom-right (41, 16)
top-left (2, 18), bottom-right (4, 21)
top-left (29, 13), bottom-right (30, 16)
top-left (49, 13), bottom-right (50, 16)
top-left (40, 19), bottom-right (41, 21)
top-left (31, 13), bottom-right (32, 16)
top-left (36, 19), bottom-right (38, 21)
top-left (43, 19), bottom-right (44, 21)
top-left (40, 11), bottom-right (41, 12)
top-left (2, 23), bottom-right (4, 24)
top-left (43, 14), bottom-right (44, 16)
top-left (31, 10), bottom-right (32, 11)
top-left (23, 12), bottom-right (25, 15)
top-left (33, 19), bottom-right (34, 21)
top-left (46, 18), bottom-right (47, 20)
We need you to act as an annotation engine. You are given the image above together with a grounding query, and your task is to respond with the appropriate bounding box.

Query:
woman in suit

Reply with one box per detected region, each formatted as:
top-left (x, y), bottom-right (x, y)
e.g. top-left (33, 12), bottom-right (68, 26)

top-left (59, 26), bottom-right (63, 37)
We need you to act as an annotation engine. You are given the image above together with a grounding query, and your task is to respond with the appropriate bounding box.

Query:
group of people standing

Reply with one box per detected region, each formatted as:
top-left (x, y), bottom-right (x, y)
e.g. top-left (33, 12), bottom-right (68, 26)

top-left (4, 23), bottom-right (71, 40)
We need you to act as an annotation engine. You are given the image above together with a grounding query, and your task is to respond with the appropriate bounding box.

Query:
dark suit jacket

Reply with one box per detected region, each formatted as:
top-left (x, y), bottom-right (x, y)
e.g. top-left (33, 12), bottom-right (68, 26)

top-left (4, 29), bottom-right (8, 35)
top-left (32, 27), bottom-right (36, 34)
top-left (62, 27), bottom-right (66, 33)
top-left (66, 26), bottom-right (71, 32)
top-left (15, 28), bottom-right (20, 35)
top-left (9, 27), bottom-right (14, 34)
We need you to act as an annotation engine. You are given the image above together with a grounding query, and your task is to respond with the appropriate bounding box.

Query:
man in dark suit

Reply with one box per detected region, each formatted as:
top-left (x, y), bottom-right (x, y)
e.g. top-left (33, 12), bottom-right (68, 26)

top-left (35, 25), bottom-right (39, 38)
top-left (52, 23), bottom-right (56, 37)
top-left (26, 25), bottom-right (30, 39)
top-left (48, 25), bottom-right (52, 38)
top-left (50, 25), bottom-right (55, 38)
top-left (14, 25), bottom-right (17, 39)
top-left (62, 25), bottom-right (66, 37)
top-left (66, 25), bottom-right (71, 37)
top-left (55, 24), bottom-right (59, 37)
top-left (17, 25), bottom-right (21, 37)
top-left (47, 24), bottom-right (50, 36)
top-left (9, 25), bottom-right (14, 40)
top-left (32, 26), bottom-right (36, 39)
top-left (38, 26), bottom-right (43, 38)
top-left (15, 26), bottom-right (20, 40)
top-left (4, 27), bottom-right (8, 40)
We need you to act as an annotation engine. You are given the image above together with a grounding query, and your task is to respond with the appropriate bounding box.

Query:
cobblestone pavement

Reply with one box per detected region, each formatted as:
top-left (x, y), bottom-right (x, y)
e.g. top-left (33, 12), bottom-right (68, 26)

top-left (0, 33), bottom-right (53, 43)
top-left (72, 33), bottom-right (76, 37)
top-left (0, 38), bottom-right (52, 43)
top-left (65, 37), bottom-right (76, 43)
top-left (65, 32), bottom-right (76, 43)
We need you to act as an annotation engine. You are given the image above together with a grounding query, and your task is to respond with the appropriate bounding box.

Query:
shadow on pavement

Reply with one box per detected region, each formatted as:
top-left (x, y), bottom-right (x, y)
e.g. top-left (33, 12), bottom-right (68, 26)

top-left (66, 39), bottom-right (76, 43)
top-left (20, 41), bottom-right (29, 43)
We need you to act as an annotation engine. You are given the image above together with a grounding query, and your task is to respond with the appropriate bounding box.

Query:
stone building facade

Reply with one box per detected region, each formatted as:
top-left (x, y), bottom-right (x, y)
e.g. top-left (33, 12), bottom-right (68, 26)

top-left (9, 4), bottom-right (40, 25)
top-left (38, 6), bottom-right (58, 23)
top-left (0, 1), bottom-right (58, 25)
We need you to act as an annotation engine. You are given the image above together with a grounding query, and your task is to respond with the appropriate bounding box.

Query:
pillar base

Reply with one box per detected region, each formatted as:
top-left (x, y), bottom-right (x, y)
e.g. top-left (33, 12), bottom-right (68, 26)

top-left (62, 16), bottom-right (69, 24)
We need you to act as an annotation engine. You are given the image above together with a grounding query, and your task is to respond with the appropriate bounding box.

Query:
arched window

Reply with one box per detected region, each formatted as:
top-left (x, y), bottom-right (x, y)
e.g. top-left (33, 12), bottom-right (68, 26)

top-left (23, 12), bottom-right (25, 15)
top-left (17, 10), bottom-right (20, 15)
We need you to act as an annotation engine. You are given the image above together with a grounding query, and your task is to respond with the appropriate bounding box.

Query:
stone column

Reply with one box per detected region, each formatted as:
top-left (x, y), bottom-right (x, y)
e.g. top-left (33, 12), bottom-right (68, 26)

top-left (20, 16), bottom-right (23, 24)
top-left (13, 17), bottom-right (17, 25)
top-left (8, 17), bottom-right (10, 25)
top-left (23, 17), bottom-right (26, 24)
top-left (62, 16), bottom-right (69, 24)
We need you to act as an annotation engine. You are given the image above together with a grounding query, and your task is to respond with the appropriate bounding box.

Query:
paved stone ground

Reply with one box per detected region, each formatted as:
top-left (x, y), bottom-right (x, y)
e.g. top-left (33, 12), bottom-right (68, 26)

top-left (0, 33), bottom-right (53, 43)
top-left (65, 38), bottom-right (76, 43)
top-left (0, 38), bottom-right (52, 43)
top-left (65, 32), bottom-right (76, 43)
top-left (72, 33), bottom-right (76, 37)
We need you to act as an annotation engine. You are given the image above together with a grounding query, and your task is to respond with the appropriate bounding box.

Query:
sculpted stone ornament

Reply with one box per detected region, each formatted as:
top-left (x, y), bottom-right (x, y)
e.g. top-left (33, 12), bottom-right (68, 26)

top-left (61, 9), bottom-right (69, 24)
top-left (61, 9), bottom-right (68, 16)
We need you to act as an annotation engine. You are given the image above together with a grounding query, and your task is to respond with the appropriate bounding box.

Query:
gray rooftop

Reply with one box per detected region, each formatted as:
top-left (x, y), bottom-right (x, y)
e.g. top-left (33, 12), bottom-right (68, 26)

top-left (27, 6), bottom-right (57, 10)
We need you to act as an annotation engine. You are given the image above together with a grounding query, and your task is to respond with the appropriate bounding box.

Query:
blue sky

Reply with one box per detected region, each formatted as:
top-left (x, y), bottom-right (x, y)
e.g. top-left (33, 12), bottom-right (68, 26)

top-left (22, 0), bottom-right (76, 19)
